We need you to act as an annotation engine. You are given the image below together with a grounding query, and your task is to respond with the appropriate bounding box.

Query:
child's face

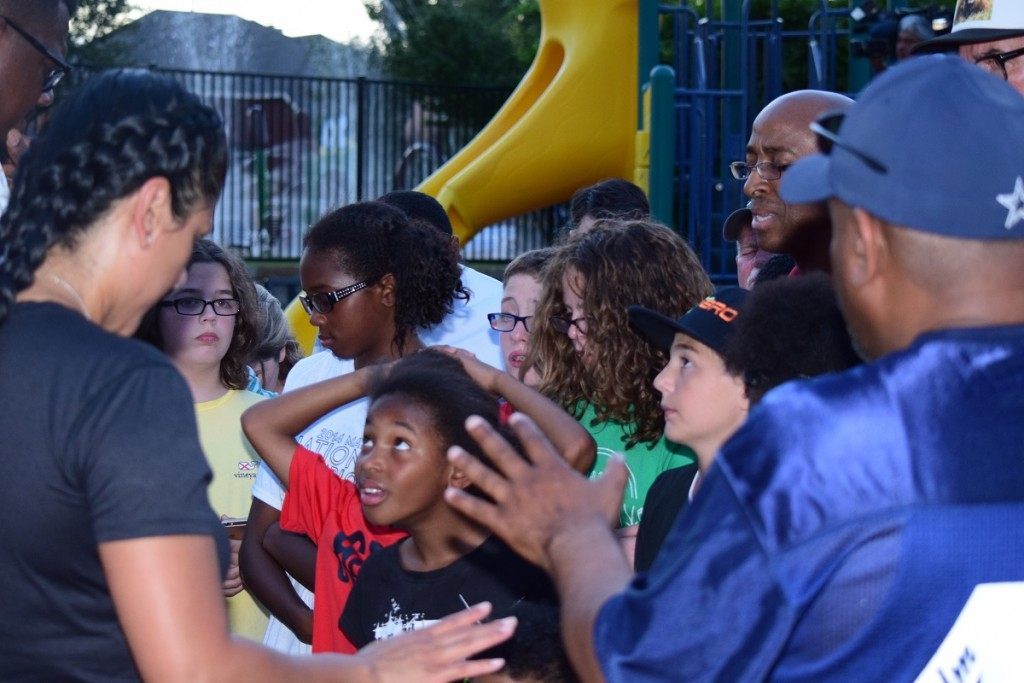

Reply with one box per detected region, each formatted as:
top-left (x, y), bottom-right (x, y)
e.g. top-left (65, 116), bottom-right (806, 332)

top-left (500, 273), bottom-right (543, 387)
top-left (654, 332), bottom-right (749, 471)
top-left (560, 269), bottom-right (588, 359)
top-left (299, 248), bottom-right (389, 362)
top-left (159, 262), bottom-right (235, 372)
top-left (355, 394), bottom-right (453, 529)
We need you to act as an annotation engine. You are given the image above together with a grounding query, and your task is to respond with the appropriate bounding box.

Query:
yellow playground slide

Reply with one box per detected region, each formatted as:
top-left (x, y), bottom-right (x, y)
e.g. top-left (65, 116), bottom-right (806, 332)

top-left (418, 0), bottom-right (641, 244)
top-left (287, 0), bottom-right (641, 355)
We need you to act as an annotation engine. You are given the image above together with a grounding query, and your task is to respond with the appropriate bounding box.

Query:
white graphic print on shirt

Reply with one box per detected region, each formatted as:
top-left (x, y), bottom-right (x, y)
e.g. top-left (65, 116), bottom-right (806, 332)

top-left (372, 599), bottom-right (440, 641)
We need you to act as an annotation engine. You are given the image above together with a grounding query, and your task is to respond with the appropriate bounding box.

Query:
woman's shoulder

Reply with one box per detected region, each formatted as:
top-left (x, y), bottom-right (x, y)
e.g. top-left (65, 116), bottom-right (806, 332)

top-left (285, 350), bottom-right (355, 390)
top-left (6, 302), bottom-right (177, 378)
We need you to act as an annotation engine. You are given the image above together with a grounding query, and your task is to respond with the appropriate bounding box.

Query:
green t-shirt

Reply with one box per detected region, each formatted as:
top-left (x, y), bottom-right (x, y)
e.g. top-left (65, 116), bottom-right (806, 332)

top-left (579, 402), bottom-right (695, 527)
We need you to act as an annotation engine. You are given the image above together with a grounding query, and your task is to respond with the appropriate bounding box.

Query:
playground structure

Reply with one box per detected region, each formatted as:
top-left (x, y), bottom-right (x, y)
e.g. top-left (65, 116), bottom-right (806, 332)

top-left (285, 0), bottom-right (943, 355)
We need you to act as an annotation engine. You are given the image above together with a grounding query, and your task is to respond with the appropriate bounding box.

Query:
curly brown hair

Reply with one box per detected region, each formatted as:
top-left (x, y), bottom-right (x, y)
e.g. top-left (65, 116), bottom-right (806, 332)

top-left (526, 219), bottom-right (712, 447)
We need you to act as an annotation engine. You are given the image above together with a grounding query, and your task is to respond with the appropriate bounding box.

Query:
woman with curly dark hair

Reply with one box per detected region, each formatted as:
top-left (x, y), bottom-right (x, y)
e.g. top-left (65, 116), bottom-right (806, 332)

top-left (0, 69), bottom-right (512, 682)
top-left (242, 201), bottom-right (469, 653)
top-left (526, 219), bottom-right (712, 557)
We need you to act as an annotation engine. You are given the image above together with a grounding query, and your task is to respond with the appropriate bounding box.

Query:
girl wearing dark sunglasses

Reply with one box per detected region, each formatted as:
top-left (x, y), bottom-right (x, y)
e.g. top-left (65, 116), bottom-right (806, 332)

top-left (241, 201), bottom-right (468, 654)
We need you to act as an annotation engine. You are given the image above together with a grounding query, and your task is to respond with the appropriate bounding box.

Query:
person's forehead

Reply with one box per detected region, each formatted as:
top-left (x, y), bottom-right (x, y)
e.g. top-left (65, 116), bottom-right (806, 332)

top-left (959, 35), bottom-right (1024, 57)
top-left (748, 105), bottom-right (818, 153)
top-left (21, 3), bottom-right (71, 49)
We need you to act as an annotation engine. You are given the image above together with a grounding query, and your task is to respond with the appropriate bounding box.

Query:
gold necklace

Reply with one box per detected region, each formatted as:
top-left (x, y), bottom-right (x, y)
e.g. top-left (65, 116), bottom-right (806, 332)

top-left (49, 273), bottom-right (91, 322)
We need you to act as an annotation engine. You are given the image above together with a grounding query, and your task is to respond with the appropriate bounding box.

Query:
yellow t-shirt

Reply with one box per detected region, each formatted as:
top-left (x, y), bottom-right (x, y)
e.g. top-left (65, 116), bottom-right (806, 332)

top-left (195, 389), bottom-right (269, 641)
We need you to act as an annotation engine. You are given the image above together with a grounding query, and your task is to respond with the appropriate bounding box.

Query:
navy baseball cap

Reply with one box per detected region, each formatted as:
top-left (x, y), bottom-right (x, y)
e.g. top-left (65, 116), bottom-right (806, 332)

top-left (629, 287), bottom-right (748, 357)
top-left (781, 55), bottom-right (1024, 240)
top-left (722, 205), bottom-right (752, 242)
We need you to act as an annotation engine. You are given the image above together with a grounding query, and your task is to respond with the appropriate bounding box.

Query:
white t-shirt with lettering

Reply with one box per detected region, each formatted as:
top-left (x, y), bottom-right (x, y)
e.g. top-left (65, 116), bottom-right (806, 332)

top-left (252, 351), bottom-right (368, 654)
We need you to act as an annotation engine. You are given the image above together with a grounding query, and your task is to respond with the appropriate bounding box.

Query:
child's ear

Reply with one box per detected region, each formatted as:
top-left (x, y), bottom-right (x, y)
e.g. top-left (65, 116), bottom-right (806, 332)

top-left (376, 273), bottom-right (396, 308)
top-left (447, 464), bottom-right (472, 490)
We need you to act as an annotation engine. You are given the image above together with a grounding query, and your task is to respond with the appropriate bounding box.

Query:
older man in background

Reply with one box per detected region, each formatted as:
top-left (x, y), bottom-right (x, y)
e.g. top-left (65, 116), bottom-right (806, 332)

top-left (915, 0), bottom-right (1024, 96)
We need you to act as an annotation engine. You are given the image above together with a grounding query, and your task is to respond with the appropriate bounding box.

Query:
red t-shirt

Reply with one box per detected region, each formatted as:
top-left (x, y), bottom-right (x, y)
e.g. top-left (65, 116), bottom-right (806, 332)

top-left (280, 445), bottom-right (406, 653)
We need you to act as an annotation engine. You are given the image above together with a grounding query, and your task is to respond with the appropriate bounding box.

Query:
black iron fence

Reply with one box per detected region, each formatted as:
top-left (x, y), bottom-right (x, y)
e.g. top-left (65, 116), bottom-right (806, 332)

top-left (70, 65), bottom-right (564, 262)
top-left (661, 0), bottom-right (854, 282)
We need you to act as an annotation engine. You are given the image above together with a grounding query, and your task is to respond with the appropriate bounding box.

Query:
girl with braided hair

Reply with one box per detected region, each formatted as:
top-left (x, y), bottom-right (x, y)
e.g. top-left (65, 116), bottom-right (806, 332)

top-left (0, 70), bottom-right (511, 681)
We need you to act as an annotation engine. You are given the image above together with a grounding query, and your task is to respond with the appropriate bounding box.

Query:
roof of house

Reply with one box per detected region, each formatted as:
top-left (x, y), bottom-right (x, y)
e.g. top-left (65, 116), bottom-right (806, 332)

top-left (89, 10), bottom-right (376, 77)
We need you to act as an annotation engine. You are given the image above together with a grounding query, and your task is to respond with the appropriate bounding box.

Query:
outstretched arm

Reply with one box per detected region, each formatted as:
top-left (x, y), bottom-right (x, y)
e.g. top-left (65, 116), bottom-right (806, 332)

top-left (101, 534), bottom-right (515, 682)
top-left (445, 413), bottom-right (631, 682)
top-left (241, 366), bottom-right (376, 488)
top-left (439, 346), bottom-right (596, 472)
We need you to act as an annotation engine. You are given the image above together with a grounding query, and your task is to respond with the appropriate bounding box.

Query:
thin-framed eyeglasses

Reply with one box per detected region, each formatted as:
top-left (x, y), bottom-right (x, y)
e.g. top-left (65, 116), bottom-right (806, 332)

top-left (160, 297), bottom-right (241, 316)
top-left (810, 111), bottom-right (888, 174)
top-left (1, 16), bottom-right (71, 93)
top-left (487, 312), bottom-right (532, 333)
top-left (299, 279), bottom-right (373, 315)
top-left (550, 314), bottom-right (587, 335)
top-left (973, 45), bottom-right (1024, 82)
top-left (729, 160), bottom-right (790, 182)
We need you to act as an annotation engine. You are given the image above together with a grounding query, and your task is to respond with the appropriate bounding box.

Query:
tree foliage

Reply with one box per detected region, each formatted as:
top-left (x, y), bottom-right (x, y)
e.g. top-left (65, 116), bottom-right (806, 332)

top-left (365, 0), bottom-right (540, 87)
top-left (69, 0), bottom-right (133, 65)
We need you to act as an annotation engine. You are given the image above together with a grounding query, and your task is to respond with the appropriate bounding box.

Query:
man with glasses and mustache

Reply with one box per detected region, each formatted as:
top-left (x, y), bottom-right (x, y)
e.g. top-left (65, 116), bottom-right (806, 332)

top-left (0, 0), bottom-right (73, 212)
top-left (443, 56), bottom-right (1024, 681)
top-left (914, 1), bottom-right (1024, 96)
top-left (729, 89), bottom-right (851, 278)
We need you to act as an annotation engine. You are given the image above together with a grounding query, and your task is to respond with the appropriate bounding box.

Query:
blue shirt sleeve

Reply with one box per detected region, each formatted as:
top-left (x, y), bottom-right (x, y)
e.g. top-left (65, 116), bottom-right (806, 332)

top-left (593, 462), bottom-right (793, 682)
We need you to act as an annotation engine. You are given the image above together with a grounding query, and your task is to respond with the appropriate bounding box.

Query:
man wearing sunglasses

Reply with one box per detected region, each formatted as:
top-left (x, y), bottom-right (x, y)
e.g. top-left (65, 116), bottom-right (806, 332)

top-left (0, 0), bottom-right (73, 212)
top-left (729, 89), bottom-right (852, 278)
top-left (914, 0), bottom-right (1024, 96)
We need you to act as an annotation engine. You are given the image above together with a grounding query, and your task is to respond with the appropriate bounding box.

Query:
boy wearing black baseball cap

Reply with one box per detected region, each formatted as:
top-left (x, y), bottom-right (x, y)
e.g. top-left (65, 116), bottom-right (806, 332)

top-left (627, 287), bottom-right (749, 571)
top-left (628, 287), bottom-right (750, 475)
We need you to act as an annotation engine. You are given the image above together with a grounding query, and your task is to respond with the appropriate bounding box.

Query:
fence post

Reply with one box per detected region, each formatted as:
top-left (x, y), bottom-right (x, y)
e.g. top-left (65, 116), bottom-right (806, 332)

top-left (647, 65), bottom-right (676, 227)
top-left (356, 76), bottom-right (367, 201)
top-left (638, 0), bottom-right (660, 129)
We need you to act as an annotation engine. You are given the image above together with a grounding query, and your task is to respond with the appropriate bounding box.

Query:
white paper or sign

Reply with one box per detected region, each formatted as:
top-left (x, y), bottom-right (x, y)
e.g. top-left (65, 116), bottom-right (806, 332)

top-left (914, 582), bottom-right (1024, 683)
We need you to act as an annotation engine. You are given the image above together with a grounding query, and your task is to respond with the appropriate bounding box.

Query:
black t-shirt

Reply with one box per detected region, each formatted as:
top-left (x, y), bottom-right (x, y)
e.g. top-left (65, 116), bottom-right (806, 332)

top-left (0, 303), bottom-right (227, 681)
top-left (341, 535), bottom-right (556, 648)
top-left (634, 463), bottom-right (699, 572)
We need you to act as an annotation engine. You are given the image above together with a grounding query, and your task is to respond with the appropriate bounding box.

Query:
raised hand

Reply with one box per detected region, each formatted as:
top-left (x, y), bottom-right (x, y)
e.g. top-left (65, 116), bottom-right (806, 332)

top-left (444, 412), bottom-right (625, 573)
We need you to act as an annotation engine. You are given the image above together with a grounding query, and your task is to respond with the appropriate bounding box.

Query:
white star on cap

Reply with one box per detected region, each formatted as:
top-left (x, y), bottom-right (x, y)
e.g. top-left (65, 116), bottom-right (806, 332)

top-left (996, 176), bottom-right (1024, 230)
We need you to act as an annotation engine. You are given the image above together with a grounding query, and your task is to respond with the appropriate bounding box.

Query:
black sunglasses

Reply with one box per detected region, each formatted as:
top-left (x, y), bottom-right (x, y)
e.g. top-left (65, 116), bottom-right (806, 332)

top-left (2, 16), bottom-right (71, 93)
top-left (810, 111), bottom-right (888, 174)
top-left (300, 279), bottom-right (374, 315)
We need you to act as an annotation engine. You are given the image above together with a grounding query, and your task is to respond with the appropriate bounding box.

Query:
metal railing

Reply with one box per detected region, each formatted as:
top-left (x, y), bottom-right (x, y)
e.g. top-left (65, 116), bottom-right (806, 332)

top-left (659, 0), bottom-right (853, 282)
top-left (70, 65), bottom-right (563, 262)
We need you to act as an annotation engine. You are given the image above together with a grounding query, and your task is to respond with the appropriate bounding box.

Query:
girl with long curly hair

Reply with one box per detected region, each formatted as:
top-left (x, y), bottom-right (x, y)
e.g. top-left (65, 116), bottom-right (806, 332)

top-left (241, 201), bottom-right (469, 653)
top-left (526, 219), bottom-right (713, 557)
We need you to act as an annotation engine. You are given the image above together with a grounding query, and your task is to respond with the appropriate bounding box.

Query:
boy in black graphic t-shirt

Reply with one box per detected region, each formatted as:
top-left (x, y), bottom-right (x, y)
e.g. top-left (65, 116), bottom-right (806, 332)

top-left (245, 349), bottom-right (592, 651)
top-left (341, 536), bottom-right (553, 646)
top-left (328, 352), bottom-right (574, 646)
